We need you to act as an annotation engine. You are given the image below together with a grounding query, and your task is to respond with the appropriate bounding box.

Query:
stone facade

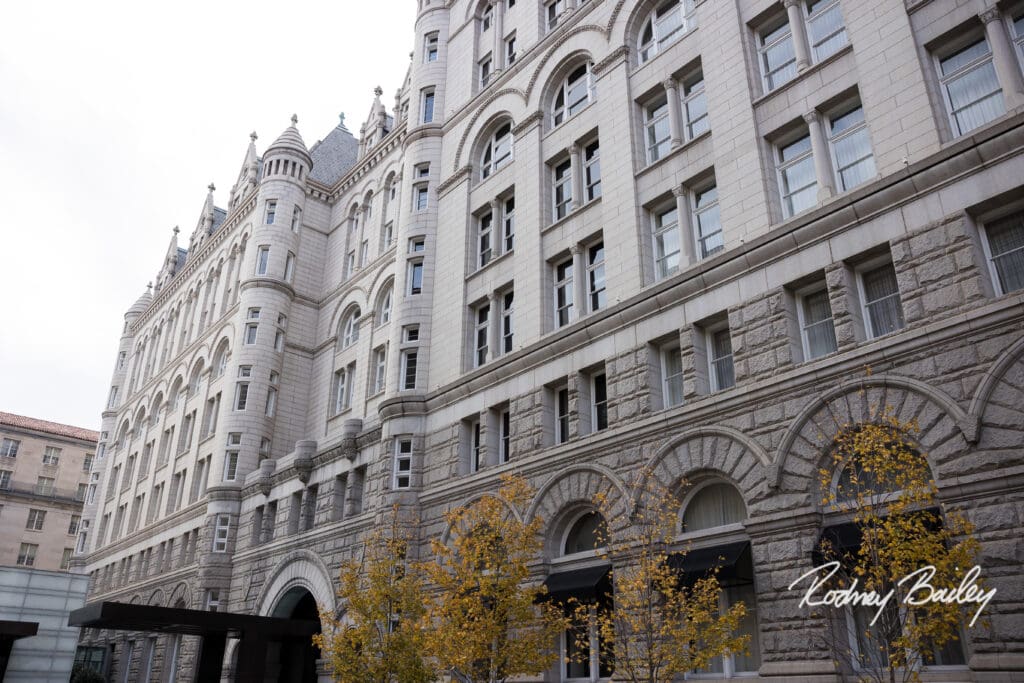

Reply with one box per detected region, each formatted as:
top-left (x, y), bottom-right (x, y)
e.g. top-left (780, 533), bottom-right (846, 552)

top-left (0, 412), bottom-right (97, 572)
top-left (78, 0), bottom-right (1024, 681)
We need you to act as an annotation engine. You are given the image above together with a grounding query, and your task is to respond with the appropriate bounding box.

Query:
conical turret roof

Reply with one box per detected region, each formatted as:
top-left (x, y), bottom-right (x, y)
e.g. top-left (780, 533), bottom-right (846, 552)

top-left (266, 114), bottom-right (311, 164)
top-left (127, 284), bottom-right (153, 316)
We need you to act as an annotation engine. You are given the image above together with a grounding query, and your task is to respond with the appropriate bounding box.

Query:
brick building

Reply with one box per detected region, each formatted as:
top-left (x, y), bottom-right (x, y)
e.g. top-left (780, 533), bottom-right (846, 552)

top-left (0, 412), bottom-right (97, 572)
top-left (76, 0), bottom-right (1024, 680)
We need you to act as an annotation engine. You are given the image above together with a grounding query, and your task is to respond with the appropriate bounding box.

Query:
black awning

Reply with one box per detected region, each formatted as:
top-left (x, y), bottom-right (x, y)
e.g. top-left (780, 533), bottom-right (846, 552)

top-left (667, 541), bottom-right (752, 587)
top-left (0, 620), bottom-right (37, 640)
top-left (542, 563), bottom-right (612, 602)
top-left (68, 601), bottom-right (319, 641)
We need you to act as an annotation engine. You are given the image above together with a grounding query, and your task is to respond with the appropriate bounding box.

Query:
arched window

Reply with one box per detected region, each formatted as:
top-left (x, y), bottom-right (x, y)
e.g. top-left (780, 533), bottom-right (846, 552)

top-left (679, 481), bottom-right (759, 676)
top-left (682, 482), bottom-right (747, 532)
top-left (480, 122), bottom-right (513, 179)
top-left (552, 62), bottom-right (595, 127)
top-left (377, 285), bottom-right (393, 326)
top-left (168, 377), bottom-right (184, 411)
top-left (562, 511), bottom-right (607, 555)
top-left (341, 308), bottom-right (361, 348)
top-left (212, 340), bottom-right (231, 379)
top-left (187, 360), bottom-right (205, 396)
top-left (638, 0), bottom-right (696, 64)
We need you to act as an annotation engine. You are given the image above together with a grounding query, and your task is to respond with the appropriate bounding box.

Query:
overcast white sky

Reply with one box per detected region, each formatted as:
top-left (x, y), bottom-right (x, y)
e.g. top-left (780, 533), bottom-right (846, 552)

top-left (0, 1), bottom-right (416, 430)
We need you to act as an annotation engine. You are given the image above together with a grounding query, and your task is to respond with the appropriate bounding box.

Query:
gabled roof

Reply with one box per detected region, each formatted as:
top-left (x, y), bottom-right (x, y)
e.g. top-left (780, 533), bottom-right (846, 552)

top-left (0, 411), bottom-right (100, 443)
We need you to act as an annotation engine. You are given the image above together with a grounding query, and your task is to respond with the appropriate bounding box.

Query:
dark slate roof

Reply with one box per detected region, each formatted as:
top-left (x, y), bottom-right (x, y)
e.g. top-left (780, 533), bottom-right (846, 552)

top-left (176, 247), bottom-right (187, 271)
top-left (309, 123), bottom-right (359, 186)
top-left (212, 207), bottom-right (227, 234)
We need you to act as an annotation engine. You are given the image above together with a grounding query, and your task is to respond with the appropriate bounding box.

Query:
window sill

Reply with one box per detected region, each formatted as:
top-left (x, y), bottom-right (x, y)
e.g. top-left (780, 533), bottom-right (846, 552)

top-left (630, 26), bottom-right (700, 78)
top-left (542, 196), bottom-right (603, 235)
top-left (544, 98), bottom-right (598, 139)
top-left (466, 248), bottom-right (514, 282)
top-left (473, 160), bottom-right (514, 196)
top-left (636, 129), bottom-right (711, 181)
top-left (327, 408), bottom-right (353, 424)
top-left (750, 43), bottom-right (854, 109)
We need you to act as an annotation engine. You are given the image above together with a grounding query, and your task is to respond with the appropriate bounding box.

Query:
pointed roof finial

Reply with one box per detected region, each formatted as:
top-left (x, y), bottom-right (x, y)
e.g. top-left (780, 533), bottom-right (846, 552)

top-left (250, 131), bottom-right (258, 142)
top-left (374, 85), bottom-right (383, 97)
top-left (291, 113), bottom-right (299, 126)
top-left (339, 113), bottom-right (346, 126)
top-left (207, 182), bottom-right (216, 193)
top-left (146, 281), bottom-right (153, 292)
top-left (172, 225), bottom-right (180, 235)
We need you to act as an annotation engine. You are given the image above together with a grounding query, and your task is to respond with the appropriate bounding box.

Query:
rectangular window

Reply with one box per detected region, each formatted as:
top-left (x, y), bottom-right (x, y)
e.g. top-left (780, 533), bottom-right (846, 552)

top-left (265, 387), bottom-right (277, 417)
top-left (555, 385), bottom-right (570, 444)
top-left (344, 251), bottom-right (356, 280)
top-left (938, 38), bottom-right (1004, 137)
top-left (546, 0), bottom-right (565, 31)
top-left (76, 483), bottom-right (87, 501)
top-left (587, 242), bottom-right (606, 312)
top-left (422, 88), bottom-right (435, 123)
top-left (708, 326), bottom-right (735, 391)
top-left (41, 446), bottom-right (61, 465)
top-left (503, 196), bottom-right (515, 252)
top-left (284, 251), bottom-right (295, 282)
top-left (591, 372), bottom-right (608, 431)
top-left (644, 95), bottom-right (671, 163)
top-left (404, 325), bottom-right (420, 343)
top-left (414, 185), bottom-right (429, 211)
top-left (212, 515), bottom-right (230, 552)
top-left (474, 303), bottom-right (490, 367)
top-left (26, 509), bottom-right (45, 531)
top-left (16, 543), bottom-right (37, 567)
top-left (662, 344), bottom-right (684, 407)
top-left (405, 261), bottom-right (423, 297)
top-left (829, 105), bottom-right (875, 191)
top-left (798, 286), bottom-right (838, 359)
top-left (234, 382), bottom-right (249, 411)
top-left (0, 470), bottom-right (10, 490)
top-left (584, 141), bottom-right (601, 201)
top-left (983, 210), bottom-right (1024, 295)
top-left (501, 290), bottom-right (514, 354)
top-left (553, 159), bottom-right (572, 220)
top-left (255, 245), bottom-right (270, 275)
top-left (394, 438), bottom-right (413, 488)
top-left (82, 454), bottom-right (93, 473)
top-left (468, 420), bottom-right (482, 473)
top-left (693, 185), bottom-right (723, 259)
top-left (859, 261), bottom-right (905, 338)
top-left (653, 204), bottom-right (681, 279)
top-left (409, 237), bottom-right (426, 253)
top-left (332, 367), bottom-right (349, 415)
top-left (759, 19), bottom-right (797, 91)
top-left (478, 212), bottom-right (493, 268)
top-left (402, 350), bottom-right (418, 390)
top-left (224, 449), bottom-right (238, 481)
top-left (291, 206), bottom-right (302, 231)
top-left (682, 71), bottom-right (708, 139)
top-left (554, 257), bottom-right (574, 328)
top-left (425, 32), bottom-right (439, 62)
top-left (499, 409), bottom-right (511, 463)
top-left (36, 477), bottom-right (55, 495)
top-left (777, 134), bottom-right (817, 218)
top-left (359, 240), bottom-right (368, 266)
top-left (506, 35), bottom-right (517, 64)
top-left (805, 0), bottom-right (847, 61)
top-left (60, 548), bottom-right (73, 570)
top-left (244, 323), bottom-right (258, 345)
top-left (265, 200), bottom-right (276, 224)
top-left (479, 55), bottom-right (492, 88)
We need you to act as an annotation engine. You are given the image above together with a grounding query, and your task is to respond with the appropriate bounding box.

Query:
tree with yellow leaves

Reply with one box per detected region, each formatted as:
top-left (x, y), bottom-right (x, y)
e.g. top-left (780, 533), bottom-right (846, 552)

top-left (817, 409), bottom-right (982, 683)
top-left (315, 506), bottom-right (434, 683)
top-left (566, 477), bottom-right (750, 683)
top-left (421, 473), bottom-right (567, 683)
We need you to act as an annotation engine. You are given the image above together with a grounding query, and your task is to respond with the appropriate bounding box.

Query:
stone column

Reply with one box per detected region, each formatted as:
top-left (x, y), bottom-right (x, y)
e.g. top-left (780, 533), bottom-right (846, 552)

top-left (571, 244), bottom-right (585, 321)
top-left (489, 198), bottom-right (503, 257)
top-left (981, 7), bottom-right (1024, 110)
top-left (493, 1), bottom-right (504, 70)
top-left (673, 185), bottom-right (698, 266)
top-left (569, 144), bottom-right (583, 212)
top-left (783, 0), bottom-right (812, 71)
top-left (803, 111), bottom-right (834, 201)
top-left (663, 78), bottom-right (684, 148)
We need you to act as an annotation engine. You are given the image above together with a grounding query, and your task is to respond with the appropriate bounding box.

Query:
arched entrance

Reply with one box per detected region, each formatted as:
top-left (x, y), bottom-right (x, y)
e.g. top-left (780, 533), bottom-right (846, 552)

top-left (267, 587), bottom-right (321, 683)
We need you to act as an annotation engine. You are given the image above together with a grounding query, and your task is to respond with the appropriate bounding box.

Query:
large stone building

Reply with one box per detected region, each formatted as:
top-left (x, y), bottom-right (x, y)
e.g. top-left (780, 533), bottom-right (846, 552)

top-left (76, 0), bottom-right (1024, 680)
top-left (0, 412), bottom-right (97, 572)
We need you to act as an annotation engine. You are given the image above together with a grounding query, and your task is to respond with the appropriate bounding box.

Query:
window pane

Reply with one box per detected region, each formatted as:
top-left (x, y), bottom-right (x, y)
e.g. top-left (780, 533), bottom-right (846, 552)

top-left (682, 483), bottom-right (746, 531)
top-left (802, 289), bottom-right (838, 358)
top-left (807, 0), bottom-right (847, 61)
top-left (988, 211), bottom-right (1024, 294)
top-left (863, 263), bottom-right (905, 337)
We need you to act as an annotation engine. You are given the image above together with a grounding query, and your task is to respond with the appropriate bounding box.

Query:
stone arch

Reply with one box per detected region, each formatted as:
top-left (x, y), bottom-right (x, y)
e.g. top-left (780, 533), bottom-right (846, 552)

top-left (969, 333), bottom-right (1024, 428)
top-left (437, 489), bottom-right (523, 548)
top-left (771, 375), bottom-right (976, 494)
top-left (327, 290), bottom-right (369, 337)
top-left (636, 425), bottom-right (773, 514)
top-left (167, 581), bottom-right (191, 609)
top-left (453, 90), bottom-right (527, 169)
top-left (255, 549), bottom-right (336, 620)
top-left (147, 588), bottom-right (165, 606)
top-left (524, 27), bottom-right (607, 104)
top-left (468, 110), bottom-right (516, 177)
top-left (526, 464), bottom-right (630, 545)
